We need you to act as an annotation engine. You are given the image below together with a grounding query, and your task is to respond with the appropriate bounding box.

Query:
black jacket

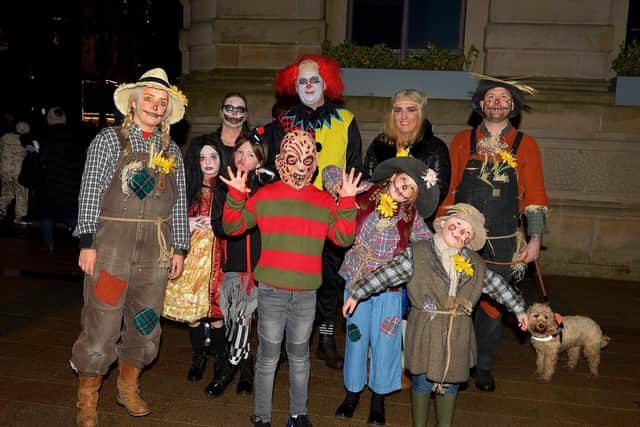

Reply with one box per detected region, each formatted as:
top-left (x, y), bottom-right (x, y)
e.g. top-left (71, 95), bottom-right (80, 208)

top-left (363, 120), bottom-right (451, 220)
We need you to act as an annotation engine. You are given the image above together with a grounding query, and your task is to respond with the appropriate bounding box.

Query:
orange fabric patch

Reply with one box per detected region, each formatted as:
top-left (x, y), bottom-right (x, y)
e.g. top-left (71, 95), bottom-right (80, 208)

top-left (479, 299), bottom-right (501, 319)
top-left (93, 269), bottom-right (127, 306)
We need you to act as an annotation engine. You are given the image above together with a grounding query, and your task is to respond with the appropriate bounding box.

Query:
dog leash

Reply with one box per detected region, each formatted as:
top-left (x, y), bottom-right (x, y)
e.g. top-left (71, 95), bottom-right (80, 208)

top-left (484, 258), bottom-right (549, 302)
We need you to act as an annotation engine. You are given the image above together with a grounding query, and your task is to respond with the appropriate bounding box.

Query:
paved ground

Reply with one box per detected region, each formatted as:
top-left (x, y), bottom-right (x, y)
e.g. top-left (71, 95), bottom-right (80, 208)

top-left (0, 223), bottom-right (639, 426)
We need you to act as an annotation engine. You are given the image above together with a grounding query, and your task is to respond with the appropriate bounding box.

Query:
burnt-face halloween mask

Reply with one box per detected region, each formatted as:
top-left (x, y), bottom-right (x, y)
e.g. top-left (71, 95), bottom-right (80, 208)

top-left (276, 130), bottom-right (317, 190)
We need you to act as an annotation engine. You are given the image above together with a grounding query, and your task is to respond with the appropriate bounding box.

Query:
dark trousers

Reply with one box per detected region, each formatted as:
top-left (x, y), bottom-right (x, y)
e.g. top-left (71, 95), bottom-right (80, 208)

top-left (316, 239), bottom-right (347, 326)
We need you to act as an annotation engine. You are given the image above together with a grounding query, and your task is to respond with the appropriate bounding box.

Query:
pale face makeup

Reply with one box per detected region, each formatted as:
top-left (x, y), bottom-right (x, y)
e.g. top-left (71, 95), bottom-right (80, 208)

top-left (393, 96), bottom-right (420, 139)
top-left (440, 217), bottom-right (474, 249)
top-left (221, 95), bottom-right (247, 129)
top-left (479, 87), bottom-right (513, 122)
top-left (233, 141), bottom-right (260, 172)
top-left (388, 172), bottom-right (418, 203)
top-left (133, 87), bottom-right (169, 131)
top-left (296, 60), bottom-right (325, 109)
top-left (200, 145), bottom-right (220, 178)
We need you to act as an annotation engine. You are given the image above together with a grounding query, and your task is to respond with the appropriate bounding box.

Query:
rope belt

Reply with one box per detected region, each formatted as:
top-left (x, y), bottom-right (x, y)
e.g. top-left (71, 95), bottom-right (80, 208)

top-left (99, 215), bottom-right (172, 267)
top-left (411, 298), bottom-right (473, 394)
top-left (349, 243), bottom-right (391, 284)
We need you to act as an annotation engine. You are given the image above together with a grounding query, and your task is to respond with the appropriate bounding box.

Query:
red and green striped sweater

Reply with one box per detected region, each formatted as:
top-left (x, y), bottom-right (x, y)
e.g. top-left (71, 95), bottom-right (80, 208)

top-left (223, 180), bottom-right (356, 291)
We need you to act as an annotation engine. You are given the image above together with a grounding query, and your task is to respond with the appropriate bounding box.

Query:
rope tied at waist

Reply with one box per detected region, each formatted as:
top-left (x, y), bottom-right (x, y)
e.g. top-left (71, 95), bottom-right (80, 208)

top-left (99, 215), bottom-right (172, 267)
top-left (411, 297), bottom-right (473, 395)
top-left (349, 242), bottom-right (392, 285)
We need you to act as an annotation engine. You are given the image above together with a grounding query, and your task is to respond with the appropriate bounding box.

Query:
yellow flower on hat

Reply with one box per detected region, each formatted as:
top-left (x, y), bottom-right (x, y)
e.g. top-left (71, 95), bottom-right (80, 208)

top-left (377, 193), bottom-right (398, 218)
top-left (171, 85), bottom-right (189, 107)
top-left (452, 254), bottom-right (474, 276)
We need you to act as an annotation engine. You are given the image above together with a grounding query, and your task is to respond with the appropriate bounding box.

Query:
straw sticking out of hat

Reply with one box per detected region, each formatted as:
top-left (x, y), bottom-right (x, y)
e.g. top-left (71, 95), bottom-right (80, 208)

top-left (113, 68), bottom-right (187, 125)
top-left (470, 72), bottom-right (537, 95)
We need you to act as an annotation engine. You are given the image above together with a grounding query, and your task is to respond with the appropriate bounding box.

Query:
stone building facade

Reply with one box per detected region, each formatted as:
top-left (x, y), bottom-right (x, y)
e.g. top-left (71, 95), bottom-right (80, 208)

top-left (179, 0), bottom-right (640, 281)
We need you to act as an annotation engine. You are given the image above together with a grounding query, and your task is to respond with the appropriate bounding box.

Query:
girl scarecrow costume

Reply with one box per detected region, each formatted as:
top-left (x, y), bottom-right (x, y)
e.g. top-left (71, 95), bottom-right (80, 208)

top-left (327, 157), bottom-right (439, 426)
top-left (71, 68), bottom-right (189, 427)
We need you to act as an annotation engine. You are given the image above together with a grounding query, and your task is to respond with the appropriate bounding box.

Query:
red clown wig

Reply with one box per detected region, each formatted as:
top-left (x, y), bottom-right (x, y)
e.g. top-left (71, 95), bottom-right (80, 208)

top-left (274, 55), bottom-right (344, 101)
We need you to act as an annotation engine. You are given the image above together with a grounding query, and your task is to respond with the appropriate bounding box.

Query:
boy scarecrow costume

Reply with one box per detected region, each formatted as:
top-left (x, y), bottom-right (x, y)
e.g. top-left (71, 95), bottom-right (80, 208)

top-left (263, 54), bottom-right (363, 369)
top-left (437, 75), bottom-right (548, 392)
top-left (71, 68), bottom-right (189, 427)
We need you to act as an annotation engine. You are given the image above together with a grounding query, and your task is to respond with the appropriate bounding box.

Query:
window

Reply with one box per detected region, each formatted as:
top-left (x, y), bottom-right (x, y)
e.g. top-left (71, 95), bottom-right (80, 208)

top-left (348, 0), bottom-right (464, 52)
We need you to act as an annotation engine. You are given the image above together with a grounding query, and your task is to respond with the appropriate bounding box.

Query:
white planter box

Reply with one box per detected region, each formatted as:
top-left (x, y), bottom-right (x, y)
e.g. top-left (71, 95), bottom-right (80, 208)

top-left (341, 68), bottom-right (475, 100)
top-left (615, 76), bottom-right (640, 106)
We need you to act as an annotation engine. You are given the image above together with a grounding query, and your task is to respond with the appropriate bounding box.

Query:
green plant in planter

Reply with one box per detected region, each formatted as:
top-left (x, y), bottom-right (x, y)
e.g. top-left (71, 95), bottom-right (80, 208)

top-left (612, 39), bottom-right (640, 76)
top-left (322, 40), bottom-right (478, 71)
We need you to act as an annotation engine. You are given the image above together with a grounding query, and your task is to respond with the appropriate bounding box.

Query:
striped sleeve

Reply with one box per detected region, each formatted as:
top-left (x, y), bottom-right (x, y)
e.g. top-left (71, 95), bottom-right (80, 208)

top-left (327, 195), bottom-right (357, 247)
top-left (223, 186), bottom-right (257, 236)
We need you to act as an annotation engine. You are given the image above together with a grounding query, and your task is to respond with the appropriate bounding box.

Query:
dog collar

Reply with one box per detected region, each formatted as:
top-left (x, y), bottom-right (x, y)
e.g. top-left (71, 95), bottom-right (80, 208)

top-left (531, 334), bottom-right (554, 342)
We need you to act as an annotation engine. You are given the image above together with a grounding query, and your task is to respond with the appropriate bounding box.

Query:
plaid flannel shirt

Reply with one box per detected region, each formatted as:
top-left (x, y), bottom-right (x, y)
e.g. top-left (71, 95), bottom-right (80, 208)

top-left (74, 125), bottom-right (189, 253)
top-left (350, 245), bottom-right (526, 316)
top-left (346, 246), bottom-right (414, 300)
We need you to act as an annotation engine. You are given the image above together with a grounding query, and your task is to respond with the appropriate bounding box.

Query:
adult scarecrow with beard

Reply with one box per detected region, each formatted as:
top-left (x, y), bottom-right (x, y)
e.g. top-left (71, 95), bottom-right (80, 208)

top-left (263, 54), bottom-right (363, 369)
top-left (436, 76), bottom-right (549, 392)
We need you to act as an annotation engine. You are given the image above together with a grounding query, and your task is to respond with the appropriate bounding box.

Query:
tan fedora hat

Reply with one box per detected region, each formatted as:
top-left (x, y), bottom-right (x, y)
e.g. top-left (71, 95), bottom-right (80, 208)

top-left (113, 68), bottom-right (187, 125)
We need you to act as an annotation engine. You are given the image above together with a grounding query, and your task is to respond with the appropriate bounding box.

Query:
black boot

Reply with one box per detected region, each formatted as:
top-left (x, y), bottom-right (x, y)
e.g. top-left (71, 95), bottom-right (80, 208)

top-left (236, 354), bottom-right (253, 395)
top-left (367, 392), bottom-right (386, 426)
top-left (187, 324), bottom-right (208, 381)
top-left (335, 390), bottom-right (360, 418)
top-left (205, 358), bottom-right (237, 398)
top-left (316, 334), bottom-right (343, 369)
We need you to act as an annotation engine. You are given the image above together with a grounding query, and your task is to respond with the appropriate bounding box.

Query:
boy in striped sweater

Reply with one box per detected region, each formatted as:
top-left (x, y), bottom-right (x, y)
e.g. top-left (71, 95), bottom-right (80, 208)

top-left (222, 130), bottom-right (363, 427)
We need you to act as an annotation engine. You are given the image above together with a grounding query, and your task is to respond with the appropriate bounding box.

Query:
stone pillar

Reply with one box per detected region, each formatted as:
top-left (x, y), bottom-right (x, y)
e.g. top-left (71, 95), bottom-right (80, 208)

top-left (465, 0), bottom-right (630, 79)
top-left (182, 0), bottom-right (326, 72)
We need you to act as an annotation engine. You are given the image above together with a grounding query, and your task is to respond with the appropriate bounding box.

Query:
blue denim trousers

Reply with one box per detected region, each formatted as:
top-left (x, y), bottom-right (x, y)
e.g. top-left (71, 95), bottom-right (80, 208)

top-left (411, 374), bottom-right (460, 395)
top-left (254, 284), bottom-right (316, 422)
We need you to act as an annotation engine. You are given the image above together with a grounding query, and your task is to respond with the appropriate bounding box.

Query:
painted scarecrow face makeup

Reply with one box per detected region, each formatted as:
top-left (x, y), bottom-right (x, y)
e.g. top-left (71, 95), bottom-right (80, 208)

top-left (388, 172), bottom-right (418, 203)
top-left (440, 217), bottom-right (474, 249)
top-left (220, 95), bottom-right (247, 128)
top-left (296, 61), bottom-right (325, 108)
top-left (276, 131), bottom-right (317, 190)
top-left (134, 87), bottom-right (169, 131)
top-left (199, 145), bottom-right (220, 178)
top-left (480, 87), bottom-right (513, 121)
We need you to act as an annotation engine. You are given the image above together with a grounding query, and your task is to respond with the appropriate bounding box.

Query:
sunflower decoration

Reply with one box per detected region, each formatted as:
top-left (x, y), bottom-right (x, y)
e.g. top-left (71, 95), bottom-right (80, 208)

top-left (171, 85), bottom-right (189, 107)
top-left (376, 193), bottom-right (398, 218)
top-left (499, 150), bottom-right (517, 168)
top-left (396, 147), bottom-right (410, 158)
top-left (451, 254), bottom-right (474, 277)
top-left (148, 144), bottom-right (177, 174)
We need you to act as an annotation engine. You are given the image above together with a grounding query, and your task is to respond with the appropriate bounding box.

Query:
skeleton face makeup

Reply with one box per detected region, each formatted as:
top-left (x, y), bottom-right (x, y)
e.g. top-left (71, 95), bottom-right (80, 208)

top-left (220, 95), bottom-right (247, 129)
top-left (276, 130), bottom-right (317, 190)
top-left (439, 216), bottom-right (474, 249)
top-left (296, 60), bottom-right (325, 109)
top-left (200, 145), bottom-right (220, 178)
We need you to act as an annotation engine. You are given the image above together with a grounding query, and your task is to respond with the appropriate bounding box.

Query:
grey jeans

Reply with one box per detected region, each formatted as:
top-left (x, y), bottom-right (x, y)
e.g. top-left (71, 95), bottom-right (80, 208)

top-left (254, 284), bottom-right (316, 422)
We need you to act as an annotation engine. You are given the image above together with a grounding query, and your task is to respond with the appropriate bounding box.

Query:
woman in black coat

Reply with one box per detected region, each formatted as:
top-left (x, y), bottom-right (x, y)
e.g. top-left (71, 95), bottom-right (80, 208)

top-left (363, 89), bottom-right (451, 224)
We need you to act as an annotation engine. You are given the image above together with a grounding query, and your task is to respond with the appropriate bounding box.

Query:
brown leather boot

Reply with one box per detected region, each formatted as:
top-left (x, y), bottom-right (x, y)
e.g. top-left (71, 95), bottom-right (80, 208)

top-left (77, 375), bottom-right (102, 427)
top-left (116, 360), bottom-right (151, 417)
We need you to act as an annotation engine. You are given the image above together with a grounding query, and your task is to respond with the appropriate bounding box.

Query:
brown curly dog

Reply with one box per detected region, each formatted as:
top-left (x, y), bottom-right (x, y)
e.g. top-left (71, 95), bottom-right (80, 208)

top-left (527, 302), bottom-right (610, 382)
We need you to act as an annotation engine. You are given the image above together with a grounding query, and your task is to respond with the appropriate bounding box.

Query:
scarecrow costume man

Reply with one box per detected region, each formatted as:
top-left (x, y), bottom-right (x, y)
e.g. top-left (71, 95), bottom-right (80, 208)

top-left (437, 75), bottom-right (548, 392)
top-left (71, 68), bottom-right (189, 427)
top-left (264, 54), bottom-right (363, 369)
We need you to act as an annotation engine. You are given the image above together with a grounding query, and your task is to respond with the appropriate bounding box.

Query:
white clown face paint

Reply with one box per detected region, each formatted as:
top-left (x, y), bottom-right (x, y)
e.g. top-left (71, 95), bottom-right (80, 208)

top-left (296, 60), bottom-right (325, 109)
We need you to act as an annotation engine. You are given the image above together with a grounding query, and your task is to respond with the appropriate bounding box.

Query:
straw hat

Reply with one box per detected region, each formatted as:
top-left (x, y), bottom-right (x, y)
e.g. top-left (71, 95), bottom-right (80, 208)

top-left (436, 203), bottom-right (487, 251)
top-left (372, 157), bottom-right (440, 219)
top-left (113, 68), bottom-right (186, 125)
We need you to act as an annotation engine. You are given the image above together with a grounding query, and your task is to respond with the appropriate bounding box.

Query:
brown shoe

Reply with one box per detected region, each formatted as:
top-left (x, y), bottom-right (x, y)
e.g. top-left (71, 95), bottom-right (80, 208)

top-left (116, 360), bottom-right (151, 417)
top-left (77, 375), bottom-right (102, 427)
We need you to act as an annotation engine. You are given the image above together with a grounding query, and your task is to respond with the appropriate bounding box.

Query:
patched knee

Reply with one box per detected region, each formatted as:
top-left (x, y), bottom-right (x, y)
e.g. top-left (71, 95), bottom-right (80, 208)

top-left (260, 339), bottom-right (282, 359)
top-left (286, 340), bottom-right (309, 359)
top-left (380, 316), bottom-right (401, 337)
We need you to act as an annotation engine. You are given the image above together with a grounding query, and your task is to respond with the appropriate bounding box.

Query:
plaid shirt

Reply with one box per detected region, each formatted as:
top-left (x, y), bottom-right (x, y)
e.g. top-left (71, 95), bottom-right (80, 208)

top-left (74, 125), bottom-right (189, 252)
top-left (350, 245), bottom-right (526, 316)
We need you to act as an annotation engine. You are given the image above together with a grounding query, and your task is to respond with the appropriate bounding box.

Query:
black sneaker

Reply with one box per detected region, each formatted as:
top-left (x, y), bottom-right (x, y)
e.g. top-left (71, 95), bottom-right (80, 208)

top-left (286, 414), bottom-right (312, 427)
